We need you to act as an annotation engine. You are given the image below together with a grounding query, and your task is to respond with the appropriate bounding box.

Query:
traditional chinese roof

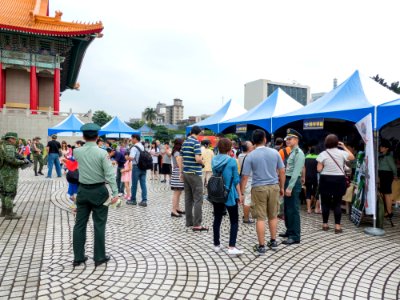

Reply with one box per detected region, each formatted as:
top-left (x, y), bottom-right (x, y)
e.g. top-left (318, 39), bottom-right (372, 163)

top-left (0, 0), bottom-right (103, 36)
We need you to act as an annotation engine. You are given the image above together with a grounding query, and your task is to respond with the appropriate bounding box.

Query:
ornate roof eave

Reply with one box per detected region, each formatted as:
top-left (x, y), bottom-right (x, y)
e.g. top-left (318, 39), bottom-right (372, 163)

top-left (0, 24), bottom-right (103, 37)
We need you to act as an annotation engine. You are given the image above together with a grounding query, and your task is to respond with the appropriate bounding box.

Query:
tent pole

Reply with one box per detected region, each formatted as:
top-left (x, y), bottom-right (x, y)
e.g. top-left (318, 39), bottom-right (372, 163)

top-left (365, 108), bottom-right (385, 236)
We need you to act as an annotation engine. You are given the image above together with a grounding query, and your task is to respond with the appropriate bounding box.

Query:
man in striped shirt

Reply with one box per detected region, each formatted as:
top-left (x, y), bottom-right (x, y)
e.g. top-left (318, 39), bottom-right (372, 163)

top-left (182, 126), bottom-right (208, 231)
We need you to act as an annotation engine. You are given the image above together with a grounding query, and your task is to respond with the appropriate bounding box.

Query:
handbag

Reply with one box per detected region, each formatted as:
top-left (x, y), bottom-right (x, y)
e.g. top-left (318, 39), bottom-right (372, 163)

top-left (326, 150), bottom-right (351, 188)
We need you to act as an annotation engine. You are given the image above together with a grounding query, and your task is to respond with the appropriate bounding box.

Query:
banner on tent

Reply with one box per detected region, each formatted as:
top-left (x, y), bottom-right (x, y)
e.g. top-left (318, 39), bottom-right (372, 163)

top-left (355, 114), bottom-right (376, 216)
top-left (236, 124), bottom-right (247, 134)
top-left (303, 118), bottom-right (324, 130)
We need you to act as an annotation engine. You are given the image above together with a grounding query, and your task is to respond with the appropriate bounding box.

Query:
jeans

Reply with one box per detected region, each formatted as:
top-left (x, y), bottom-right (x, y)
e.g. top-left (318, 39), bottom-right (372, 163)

top-left (213, 203), bottom-right (239, 247)
top-left (47, 153), bottom-right (62, 177)
top-left (183, 173), bottom-right (203, 227)
top-left (116, 167), bottom-right (124, 193)
top-left (130, 165), bottom-right (147, 202)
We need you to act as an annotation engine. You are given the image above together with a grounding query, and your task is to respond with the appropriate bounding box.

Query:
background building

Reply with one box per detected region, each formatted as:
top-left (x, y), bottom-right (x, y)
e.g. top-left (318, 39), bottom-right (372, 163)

top-left (165, 98), bottom-right (184, 125)
top-left (244, 79), bottom-right (310, 110)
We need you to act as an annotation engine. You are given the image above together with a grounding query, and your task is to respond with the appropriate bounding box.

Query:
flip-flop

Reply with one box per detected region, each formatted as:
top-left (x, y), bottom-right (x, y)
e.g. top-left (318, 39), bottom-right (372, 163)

top-left (192, 226), bottom-right (209, 232)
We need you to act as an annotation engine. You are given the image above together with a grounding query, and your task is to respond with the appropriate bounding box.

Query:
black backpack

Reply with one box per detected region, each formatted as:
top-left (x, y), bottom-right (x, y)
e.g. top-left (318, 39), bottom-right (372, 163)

top-left (134, 146), bottom-right (153, 171)
top-left (207, 164), bottom-right (233, 204)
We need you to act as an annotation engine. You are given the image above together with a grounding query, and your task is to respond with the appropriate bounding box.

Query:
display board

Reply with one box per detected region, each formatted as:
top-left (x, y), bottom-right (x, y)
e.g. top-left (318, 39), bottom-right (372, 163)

top-left (351, 151), bottom-right (366, 226)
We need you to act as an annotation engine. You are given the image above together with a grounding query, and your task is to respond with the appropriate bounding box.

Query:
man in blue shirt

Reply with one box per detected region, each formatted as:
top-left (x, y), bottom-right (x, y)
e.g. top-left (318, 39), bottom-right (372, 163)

top-left (182, 126), bottom-right (208, 231)
top-left (107, 147), bottom-right (126, 194)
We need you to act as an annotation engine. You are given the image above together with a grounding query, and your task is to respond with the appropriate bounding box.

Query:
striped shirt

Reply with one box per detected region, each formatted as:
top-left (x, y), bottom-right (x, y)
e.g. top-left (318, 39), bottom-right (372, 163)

top-left (182, 136), bottom-right (202, 175)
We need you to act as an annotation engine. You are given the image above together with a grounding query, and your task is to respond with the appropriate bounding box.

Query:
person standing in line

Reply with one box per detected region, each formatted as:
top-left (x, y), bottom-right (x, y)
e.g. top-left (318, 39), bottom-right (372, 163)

top-left (201, 140), bottom-right (214, 191)
top-left (170, 139), bottom-right (185, 217)
top-left (32, 137), bottom-right (44, 176)
top-left (0, 132), bottom-right (29, 219)
top-left (280, 129), bottom-right (305, 245)
top-left (305, 146), bottom-right (320, 214)
top-left (238, 141), bottom-right (255, 224)
top-left (241, 130), bottom-right (285, 254)
top-left (127, 134), bottom-right (148, 207)
top-left (121, 152), bottom-right (132, 200)
top-left (211, 138), bottom-right (244, 256)
top-left (46, 134), bottom-right (62, 178)
top-left (160, 142), bottom-right (172, 183)
top-left (107, 147), bottom-right (126, 194)
top-left (182, 126), bottom-right (208, 231)
top-left (72, 123), bottom-right (119, 267)
top-left (150, 141), bottom-right (160, 181)
top-left (378, 140), bottom-right (398, 218)
top-left (317, 134), bottom-right (354, 233)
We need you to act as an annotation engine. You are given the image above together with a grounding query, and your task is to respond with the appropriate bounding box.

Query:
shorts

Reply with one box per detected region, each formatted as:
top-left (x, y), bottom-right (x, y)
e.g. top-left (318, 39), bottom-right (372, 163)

top-left (244, 178), bottom-right (252, 206)
top-left (250, 184), bottom-right (280, 220)
top-left (305, 180), bottom-right (318, 199)
top-left (379, 170), bottom-right (393, 194)
top-left (161, 164), bottom-right (172, 175)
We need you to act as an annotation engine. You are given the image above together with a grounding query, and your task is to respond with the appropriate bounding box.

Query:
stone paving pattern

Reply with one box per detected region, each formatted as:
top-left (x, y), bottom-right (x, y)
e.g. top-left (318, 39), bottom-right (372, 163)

top-left (0, 168), bottom-right (399, 299)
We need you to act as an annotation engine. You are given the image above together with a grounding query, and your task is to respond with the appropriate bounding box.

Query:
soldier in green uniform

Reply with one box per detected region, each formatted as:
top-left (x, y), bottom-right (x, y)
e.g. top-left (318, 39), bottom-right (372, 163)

top-left (0, 132), bottom-right (29, 219)
top-left (280, 129), bottom-right (305, 245)
top-left (32, 137), bottom-right (44, 176)
top-left (72, 123), bottom-right (119, 267)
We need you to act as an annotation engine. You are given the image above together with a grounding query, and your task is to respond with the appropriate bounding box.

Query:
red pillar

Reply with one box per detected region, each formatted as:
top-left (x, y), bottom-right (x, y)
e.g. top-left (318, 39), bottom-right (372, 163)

top-left (30, 66), bottom-right (38, 114)
top-left (53, 68), bottom-right (60, 115)
top-left (0, 63), bottom-right (4, 109)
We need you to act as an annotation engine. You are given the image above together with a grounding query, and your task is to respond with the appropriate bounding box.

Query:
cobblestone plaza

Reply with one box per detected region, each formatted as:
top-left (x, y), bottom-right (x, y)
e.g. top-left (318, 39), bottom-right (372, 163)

top-left (0, 169), bottom-right (399, 300)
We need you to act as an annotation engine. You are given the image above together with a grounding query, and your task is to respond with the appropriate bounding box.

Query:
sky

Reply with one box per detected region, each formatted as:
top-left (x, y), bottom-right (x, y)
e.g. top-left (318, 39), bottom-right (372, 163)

top-left (54, 0), bottom-right (400, 122)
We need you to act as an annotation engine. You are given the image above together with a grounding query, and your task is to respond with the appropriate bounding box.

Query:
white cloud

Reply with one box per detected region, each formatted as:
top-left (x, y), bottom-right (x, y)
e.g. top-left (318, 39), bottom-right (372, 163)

top-left (55, 0), bottom-right (400, 121)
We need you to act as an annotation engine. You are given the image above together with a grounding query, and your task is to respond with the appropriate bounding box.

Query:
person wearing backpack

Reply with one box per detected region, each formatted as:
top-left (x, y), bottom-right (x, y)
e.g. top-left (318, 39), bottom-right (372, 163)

top-left (127, 134), bottom-right (148, 207)
top-left (211, 138), bottom-right (244, 256)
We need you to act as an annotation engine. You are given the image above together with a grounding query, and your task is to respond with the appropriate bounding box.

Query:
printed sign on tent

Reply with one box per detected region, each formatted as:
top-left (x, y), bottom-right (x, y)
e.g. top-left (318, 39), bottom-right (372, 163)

top-left (236, 124), bottom-right (247, 134)
top-left (303, 118), bottom-right (324, 130)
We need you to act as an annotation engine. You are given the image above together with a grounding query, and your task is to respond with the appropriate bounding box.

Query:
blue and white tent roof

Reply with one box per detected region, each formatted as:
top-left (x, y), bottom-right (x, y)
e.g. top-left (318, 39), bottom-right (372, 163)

top-left (99, 116), bottom-right (139, 135)
top-left (48, 114), bottom-right (85, 136)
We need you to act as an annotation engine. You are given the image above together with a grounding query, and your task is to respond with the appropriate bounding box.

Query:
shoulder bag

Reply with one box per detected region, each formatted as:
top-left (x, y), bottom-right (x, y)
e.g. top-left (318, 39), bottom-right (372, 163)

top-left (326, 150), bottom-right (350, 188)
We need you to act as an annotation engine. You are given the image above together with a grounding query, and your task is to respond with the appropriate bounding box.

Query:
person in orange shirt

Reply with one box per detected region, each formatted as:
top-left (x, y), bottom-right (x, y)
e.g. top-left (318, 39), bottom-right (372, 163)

top-left (275, 138), bottom-right (291, 166)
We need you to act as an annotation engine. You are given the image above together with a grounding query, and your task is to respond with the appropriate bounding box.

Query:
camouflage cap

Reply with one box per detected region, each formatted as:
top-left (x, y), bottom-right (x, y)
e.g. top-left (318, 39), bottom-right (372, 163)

top-left (51, 134), bottom-right (57, 139)
top-left (4, 132), bottom-right (18, 139)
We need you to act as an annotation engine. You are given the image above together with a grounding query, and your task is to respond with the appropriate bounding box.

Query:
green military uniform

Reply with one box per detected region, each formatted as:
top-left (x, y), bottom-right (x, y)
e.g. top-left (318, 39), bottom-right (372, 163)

top-left (32, 137), bottom-right (44, 176)
top-left (0, 132), bottom-right (26, 219)
top-left (73, 123), bottom-right (118, 266)
top-left (283, 129), bottom-right (305, 243)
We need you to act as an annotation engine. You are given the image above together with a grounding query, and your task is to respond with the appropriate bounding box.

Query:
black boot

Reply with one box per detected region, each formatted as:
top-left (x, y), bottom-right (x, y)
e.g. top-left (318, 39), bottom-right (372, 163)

top-left (38, 171), bottom-right (44, 175)
top-left (35, 170), bottom-right (38, 176)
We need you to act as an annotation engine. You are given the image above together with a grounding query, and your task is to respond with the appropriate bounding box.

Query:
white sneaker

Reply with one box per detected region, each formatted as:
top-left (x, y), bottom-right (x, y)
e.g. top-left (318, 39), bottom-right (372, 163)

top-left (214, 245), bottom-right (222, 253)
top-left (227, 247), bottom-right (243, 256)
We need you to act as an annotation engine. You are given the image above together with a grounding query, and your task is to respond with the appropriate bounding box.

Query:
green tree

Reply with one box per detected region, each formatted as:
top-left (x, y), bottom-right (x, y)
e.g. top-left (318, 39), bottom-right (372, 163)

top-left (143, 107), bottom-right (157, 124)
top-left (371, 74), bottom-right (400, 94)
top-left (127, 120), bottom-right (145, 129)
top-left (154, 126), bottom-right (174, 143)
top-left (92, 110), bottom-right (112, 127)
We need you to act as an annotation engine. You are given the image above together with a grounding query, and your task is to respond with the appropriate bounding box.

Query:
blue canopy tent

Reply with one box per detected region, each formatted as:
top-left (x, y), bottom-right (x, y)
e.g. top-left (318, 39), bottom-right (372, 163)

top-left (99, 116), bottom-right (139, 137)
top-left (186, 99), bottom-right (246, 134)
top-left (272, 70), bottom-right (399, 132)
top-left (377, 98), bottom-right (400, 130)
top-left (220, 88), bottom-right (303, 133)
top-left (48, 114), bottom-right (84, 136)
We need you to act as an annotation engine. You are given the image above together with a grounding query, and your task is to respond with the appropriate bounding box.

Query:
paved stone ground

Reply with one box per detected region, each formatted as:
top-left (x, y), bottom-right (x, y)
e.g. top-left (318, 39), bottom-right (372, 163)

top-left (0, 168), bottom-right (399, 299)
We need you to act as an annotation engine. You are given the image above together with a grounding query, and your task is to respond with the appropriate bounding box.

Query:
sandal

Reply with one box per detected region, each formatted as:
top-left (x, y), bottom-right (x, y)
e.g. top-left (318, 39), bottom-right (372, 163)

top-left (177, 210), bottom-right (185, 214)
top-left (192, 226), bottom-right (209, 232)
top-left (335, 228), bottom-right (343, 234)
top-left (171, 212), bottom-right (182, 218)
top-left (322, 225), bottom-right (329, 231)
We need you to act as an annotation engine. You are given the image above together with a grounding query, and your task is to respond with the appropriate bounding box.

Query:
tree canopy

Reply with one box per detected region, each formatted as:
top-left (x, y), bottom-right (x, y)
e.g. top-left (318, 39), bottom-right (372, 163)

top-left (143, 107), bottom-right (157, 124)
top-left (371, 74), bottom-right (400, 94)
top-left (92, 110), bottom-right (112, 127)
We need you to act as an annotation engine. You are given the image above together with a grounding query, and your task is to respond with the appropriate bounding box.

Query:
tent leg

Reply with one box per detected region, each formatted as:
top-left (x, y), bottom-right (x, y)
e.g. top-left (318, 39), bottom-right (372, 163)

top-left (364, 130), bottom-right (385, 236)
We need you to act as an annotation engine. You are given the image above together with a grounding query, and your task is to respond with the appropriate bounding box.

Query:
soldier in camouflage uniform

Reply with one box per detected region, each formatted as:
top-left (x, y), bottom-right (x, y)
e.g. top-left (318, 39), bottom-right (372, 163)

top-left (32, 137), bottom-right (44, 176)
top-left (0, 132), bottom-right (29, 219)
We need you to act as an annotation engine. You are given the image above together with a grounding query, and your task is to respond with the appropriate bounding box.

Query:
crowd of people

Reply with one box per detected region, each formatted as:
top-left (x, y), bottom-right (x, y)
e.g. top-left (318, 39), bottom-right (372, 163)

top-left (2, 122), bottom-right (399, 265)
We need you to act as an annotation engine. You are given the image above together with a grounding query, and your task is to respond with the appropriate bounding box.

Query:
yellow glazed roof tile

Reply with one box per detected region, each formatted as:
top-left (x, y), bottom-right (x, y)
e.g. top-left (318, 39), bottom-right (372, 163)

top-left (0, 0), bottom-right (103, 36)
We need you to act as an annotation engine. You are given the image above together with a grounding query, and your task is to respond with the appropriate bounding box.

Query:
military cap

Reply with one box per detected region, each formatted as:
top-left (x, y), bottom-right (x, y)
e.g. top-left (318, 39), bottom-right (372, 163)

top-left (51, 134), bottom-right (57, 139)
top-left (4, 132), bottom-right (18, 139)
top-left (285, 128), bottom-right (302, 140)
top-left (81, 123), bottom-right (101, 138)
